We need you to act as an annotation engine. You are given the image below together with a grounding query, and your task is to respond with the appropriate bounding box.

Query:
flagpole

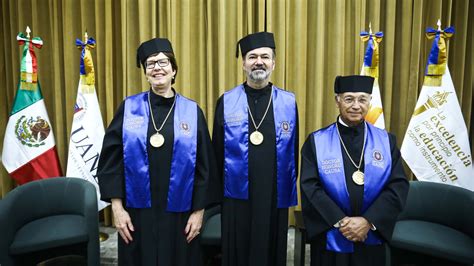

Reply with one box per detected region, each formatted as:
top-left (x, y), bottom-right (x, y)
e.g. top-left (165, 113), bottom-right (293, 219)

top-left (360, 23), bottom-right (385, 128)
top-left (3, 27), bottom-right (63, 183)
top-left (401, 22), bottom-right (473, 190)
top-left (81, 30), bottom-right (110, 243)
top-left (99, 231), bottom-right (109, 242)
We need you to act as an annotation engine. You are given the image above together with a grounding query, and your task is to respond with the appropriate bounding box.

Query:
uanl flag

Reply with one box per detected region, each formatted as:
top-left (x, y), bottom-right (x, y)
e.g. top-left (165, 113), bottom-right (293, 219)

top-left (66, 34), bottom-right (108, 210)
top-left (2, 29), bottom-right (62, 184)
top-left (401, 24), bottom-right (473, 191)
top-left (360, 26), bottom-right (385, 129)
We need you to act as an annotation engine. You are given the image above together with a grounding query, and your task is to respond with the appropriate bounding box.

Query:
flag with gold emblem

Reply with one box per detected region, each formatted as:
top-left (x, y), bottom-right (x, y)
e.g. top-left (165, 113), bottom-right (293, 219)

top-left (2, 28), bottom-right (63, 184)
top-left (360, 26), bottom-right (385, 129)
top-left (66, 33), bottom-right (108, 210)
top-left (401, 23), bottom-right (473, 191)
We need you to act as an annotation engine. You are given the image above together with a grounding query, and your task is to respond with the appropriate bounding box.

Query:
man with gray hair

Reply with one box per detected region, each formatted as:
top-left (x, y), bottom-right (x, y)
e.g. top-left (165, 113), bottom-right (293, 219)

top-left (300, 75), bottom-right (409, 266)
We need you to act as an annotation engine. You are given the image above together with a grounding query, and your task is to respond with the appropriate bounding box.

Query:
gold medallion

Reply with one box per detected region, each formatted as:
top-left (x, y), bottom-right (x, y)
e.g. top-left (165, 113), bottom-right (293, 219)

top-left (352, 170), bottom-right (364, 185)
top-left (250, 131), bottom-right (264, 145)
top-left (150, 132), bottom-right (165, 148)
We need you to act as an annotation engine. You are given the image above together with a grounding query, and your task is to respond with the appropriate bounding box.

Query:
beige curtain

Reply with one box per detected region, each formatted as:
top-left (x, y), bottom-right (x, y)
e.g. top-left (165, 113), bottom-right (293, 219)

top-left (1, 0), bottom-right (473, 226)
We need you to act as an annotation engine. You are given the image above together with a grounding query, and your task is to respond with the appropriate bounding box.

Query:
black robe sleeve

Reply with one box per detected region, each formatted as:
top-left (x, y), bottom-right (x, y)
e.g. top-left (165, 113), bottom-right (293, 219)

top-left (300, 134), bottom-right (347, 240)
top-left (362, 133), bottom-right (409, 241)
top-left (191, 106), bottom-right (213, 210)
top-left (209, 96), bottom-right (225, 204)
top-left (97, 101), bottom-right (126, 202)
top-left (294, 103), bottom-right (300, 179)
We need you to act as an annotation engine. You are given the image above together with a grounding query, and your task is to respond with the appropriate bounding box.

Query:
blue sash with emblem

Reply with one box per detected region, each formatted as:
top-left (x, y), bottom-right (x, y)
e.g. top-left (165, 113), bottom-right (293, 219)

top-left (122, 91), bottom-right (197, 212)
top-left (223, 85), bottom-right (297, 208)
top-left (313, 122), bottom-right (391, 253)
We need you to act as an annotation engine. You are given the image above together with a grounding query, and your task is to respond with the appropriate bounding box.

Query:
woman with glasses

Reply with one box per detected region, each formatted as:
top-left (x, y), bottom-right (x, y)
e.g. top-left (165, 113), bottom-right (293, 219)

top-left (97, 38), bottom-right (213, 266)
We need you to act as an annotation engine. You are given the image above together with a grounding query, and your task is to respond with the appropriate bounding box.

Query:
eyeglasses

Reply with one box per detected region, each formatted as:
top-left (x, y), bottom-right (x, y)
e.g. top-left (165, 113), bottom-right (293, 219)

top-left (339, 96), bottom-right (371, 105)
top-left (146, 58), bottom-right (170, 69)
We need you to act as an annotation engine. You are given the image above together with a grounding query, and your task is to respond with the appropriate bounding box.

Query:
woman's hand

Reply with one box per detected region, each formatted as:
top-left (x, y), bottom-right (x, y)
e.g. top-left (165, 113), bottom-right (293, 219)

top-left (185, 209), bottom-right (204, 243)
top-left (111, 198), bottom-right (134, 244)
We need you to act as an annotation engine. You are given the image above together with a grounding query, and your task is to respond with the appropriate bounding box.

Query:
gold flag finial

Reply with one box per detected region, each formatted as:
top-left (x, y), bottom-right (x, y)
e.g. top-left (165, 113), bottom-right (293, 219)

top-left (26, 26), bottom-right (31, 38)
top-left (84, 30), bottom-right (88, 43)
top-left (369, 22), bottom-right (372, 35)
top-left (437, 19), bottom-right (441, 31)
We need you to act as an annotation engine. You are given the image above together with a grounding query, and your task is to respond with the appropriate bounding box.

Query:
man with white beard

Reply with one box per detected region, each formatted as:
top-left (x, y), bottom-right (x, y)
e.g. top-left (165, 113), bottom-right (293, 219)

top-left (211, 32), bottom-right (299, 266)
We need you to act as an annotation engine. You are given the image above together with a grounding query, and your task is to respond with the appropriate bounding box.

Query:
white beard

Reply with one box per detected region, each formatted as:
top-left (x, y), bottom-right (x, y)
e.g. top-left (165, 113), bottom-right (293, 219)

top-left (249, 69), bottom-right (270, 82)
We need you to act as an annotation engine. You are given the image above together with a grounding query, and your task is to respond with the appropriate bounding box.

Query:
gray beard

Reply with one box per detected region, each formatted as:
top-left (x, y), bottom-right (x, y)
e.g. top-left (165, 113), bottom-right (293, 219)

top-left (248, 69), bottom-right (270, 82)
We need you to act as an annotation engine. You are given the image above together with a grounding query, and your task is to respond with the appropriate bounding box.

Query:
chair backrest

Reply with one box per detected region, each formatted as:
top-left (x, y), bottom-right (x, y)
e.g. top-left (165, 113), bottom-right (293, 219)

top-left (398, 181), bottom-right (474, 238)
top-left (201, 205), bottom-right (221, 246)
top-left (0, 177), bottom-right (100, 266)
top-left (5, 177), bottom-right (97, 231)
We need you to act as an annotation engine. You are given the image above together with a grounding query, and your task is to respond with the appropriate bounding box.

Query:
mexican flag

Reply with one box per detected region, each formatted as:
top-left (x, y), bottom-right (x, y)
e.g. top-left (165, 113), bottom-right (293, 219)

top-left (66, 35), bottom-right (108, 210)
top-left (360, 29), bottom-right (385, 129)
top-left (2, 31), bottom-right (62, 184)
top-left (401, 26), bottom-right (473, 191)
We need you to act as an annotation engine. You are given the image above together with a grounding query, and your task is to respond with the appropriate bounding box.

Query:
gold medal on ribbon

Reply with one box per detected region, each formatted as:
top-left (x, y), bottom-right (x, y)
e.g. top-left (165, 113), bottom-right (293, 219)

top-left (147, 91), bottom-right (176, 149)
top-left (352, 170), bottom-right (365, 185)
top-left (336, 122), bottom-right (368, 186)
top-left (247, 88), bottom-right (273, 146)
top-left (150, 133), bottom-right (165, 148)
top-left (250, 131), bottom-right (264, 145)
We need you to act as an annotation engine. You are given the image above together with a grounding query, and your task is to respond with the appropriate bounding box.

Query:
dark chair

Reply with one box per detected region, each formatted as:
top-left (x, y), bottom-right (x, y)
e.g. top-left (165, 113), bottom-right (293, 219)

top-left (201, 205), bottom-right (221, 265)
top-left (293, 210), bottom-right (307, 266)
top-left (390, 181), bottom-right (474, 265)
top-left (0, 177), bottom-right (100, 266)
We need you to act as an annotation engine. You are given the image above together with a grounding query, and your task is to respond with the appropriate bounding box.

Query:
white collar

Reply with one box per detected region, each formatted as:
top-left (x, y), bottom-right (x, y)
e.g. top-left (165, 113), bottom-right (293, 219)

top-left (338, 117), bottom-right (366, 128)
top-left (338, 117), bottom-right (350, 127)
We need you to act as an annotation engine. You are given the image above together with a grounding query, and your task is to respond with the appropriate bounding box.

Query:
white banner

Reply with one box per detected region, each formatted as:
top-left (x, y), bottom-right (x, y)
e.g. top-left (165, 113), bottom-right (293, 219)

top-left (67, 80), bottom-right (108, 210)
top-left (401, 67), bottom-right (473, 191)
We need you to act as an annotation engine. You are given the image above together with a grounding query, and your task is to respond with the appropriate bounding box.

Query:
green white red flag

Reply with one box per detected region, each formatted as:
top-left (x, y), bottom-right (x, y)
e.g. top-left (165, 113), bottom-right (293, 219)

top-left (2, 30), bottom-right (62, 184)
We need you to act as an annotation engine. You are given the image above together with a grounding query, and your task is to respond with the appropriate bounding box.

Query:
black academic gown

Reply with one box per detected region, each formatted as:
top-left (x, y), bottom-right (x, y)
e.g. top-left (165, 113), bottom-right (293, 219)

top-left (212, 83), bottom-right (299, 266)
top-left (97, 89), bottom-right (213, 266)
top-left (300, 119), bottom-right (409, 266)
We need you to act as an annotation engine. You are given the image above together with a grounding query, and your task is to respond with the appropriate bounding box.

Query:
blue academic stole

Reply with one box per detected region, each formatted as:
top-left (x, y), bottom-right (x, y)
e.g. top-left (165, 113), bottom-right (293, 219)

top-left (223, 85), bottom-right (297, 208)
top-left (122, 91), bottom-right (197, 212)
top-left (313, 122), bottom-right (392, 253)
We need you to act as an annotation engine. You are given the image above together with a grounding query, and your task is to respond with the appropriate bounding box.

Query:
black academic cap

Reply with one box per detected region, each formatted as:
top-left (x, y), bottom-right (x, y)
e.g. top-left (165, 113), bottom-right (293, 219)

top-left (236, 32), bottom-right (275, 58)
top-left (136, 38), bottom-right (174, 68)
top-left (334, 75), bottom-right (374, 94)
